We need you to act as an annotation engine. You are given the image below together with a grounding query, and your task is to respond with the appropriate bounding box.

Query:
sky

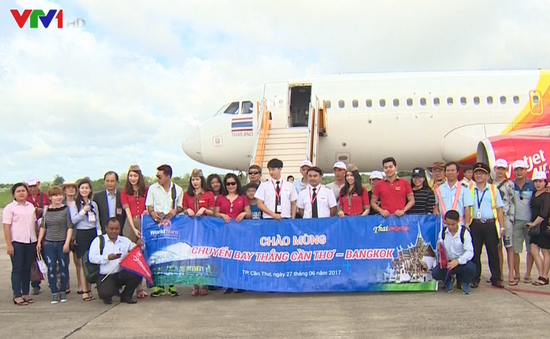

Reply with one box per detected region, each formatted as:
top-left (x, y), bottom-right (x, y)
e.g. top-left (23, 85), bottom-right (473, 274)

top-left (2, 0), bottom-right (550, 183)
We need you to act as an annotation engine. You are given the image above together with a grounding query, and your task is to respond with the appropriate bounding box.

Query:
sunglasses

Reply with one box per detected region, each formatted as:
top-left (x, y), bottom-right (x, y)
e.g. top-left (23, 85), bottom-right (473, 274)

top-left (226, 182), bottom-right (237, 186)
top-left (249, 171), bottom-right (260, 175)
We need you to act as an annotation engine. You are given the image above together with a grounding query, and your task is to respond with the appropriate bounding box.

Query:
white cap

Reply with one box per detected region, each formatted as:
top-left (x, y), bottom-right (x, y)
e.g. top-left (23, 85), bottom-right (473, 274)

top-left (494, 159), bottom-right (508, 169)
top-left (513, 160), bottom-right (528, 169)
top-left (25, 175), bottom-right (39, 185)
top-left (333, 161), bottom-right (347, 170)
top-left (300, 159), bottom-right (313, 168)
top-left (532, 170), bottom-right (547, 181)
top-left (370, 171), bottom-right (384, 180)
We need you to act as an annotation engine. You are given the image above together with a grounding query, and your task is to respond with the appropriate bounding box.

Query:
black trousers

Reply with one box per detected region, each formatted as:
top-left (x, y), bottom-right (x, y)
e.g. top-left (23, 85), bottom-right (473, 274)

top-left (97, 271), bottom-right (141, 301)
top-left (470, 220), bottom-right (501, 283)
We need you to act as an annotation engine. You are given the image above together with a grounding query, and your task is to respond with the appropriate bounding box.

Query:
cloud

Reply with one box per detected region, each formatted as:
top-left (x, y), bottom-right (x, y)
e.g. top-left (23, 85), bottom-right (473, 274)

top-left (1, 0), bottom-right (550, 182)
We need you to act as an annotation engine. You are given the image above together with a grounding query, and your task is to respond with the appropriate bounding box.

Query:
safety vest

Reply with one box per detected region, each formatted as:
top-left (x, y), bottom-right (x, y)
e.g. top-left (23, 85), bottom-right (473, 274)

top-left (469, 184), bottom-right (501, 237)
top-left (434, 183), bottom-right (463, 217)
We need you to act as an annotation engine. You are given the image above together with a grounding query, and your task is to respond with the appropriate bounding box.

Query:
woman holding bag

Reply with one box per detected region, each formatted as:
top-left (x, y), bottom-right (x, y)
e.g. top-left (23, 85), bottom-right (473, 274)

top-left (37, 186), bottom-right (74, 304)
top-left (527, 171), bottom-right (550, 286)
top-left (2, 183), bottom-right (37, 306)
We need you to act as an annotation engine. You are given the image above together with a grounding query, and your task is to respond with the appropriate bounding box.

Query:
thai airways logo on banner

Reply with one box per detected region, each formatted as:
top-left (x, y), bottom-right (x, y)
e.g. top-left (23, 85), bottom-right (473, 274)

top-left (142, 214), bottom-right (440, 293)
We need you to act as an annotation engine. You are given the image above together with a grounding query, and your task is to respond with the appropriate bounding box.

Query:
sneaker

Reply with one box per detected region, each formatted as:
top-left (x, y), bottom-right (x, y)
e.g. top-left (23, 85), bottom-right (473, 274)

top-left (32, 286), bottom-right (41, 295)
top-left (445, 276), bottom-right (455, 293)
top-left (50, 293), bottom-right (59, 304)
top-left (462, 282), bottom-right (471, 295)
top-left (59, 292), bottom-right (67, 303)
top-left (151, 286), bottom-right (166, 297)
top-left (168, 285), bottom-right (179, 297)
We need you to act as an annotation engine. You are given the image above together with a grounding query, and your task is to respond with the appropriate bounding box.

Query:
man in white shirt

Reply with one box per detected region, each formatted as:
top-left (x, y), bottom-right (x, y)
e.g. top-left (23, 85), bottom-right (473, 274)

top-left (89, 218), bottom-right (143, 304)
top-left (298, 167), bottom-right (337, 218)
top-left (255, 158), bottom-right (298, 220)
top-left (144, 164), bottom-right (183, 297)
top-left (326, 161), bottom-right (347, 201)
top-left (145, 164), bottom-right (184, 223)
top-left (433, 210), bottom-right (475, 295)
top-left (294, 159), bottom-right (312, 194)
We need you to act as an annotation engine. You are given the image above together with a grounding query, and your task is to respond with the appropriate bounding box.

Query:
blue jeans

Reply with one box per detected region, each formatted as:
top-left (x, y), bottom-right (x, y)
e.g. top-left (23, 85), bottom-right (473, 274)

top-left (11, 241), bottom-right (36, 297)
top-left (43, 241), bottom-right (69, 293)
top-left (432, 261), bottom-right (476, 284)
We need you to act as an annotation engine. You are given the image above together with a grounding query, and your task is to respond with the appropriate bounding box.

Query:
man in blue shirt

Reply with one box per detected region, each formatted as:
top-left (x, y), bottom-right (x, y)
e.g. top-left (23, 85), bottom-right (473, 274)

top-left (512, 160), bottom-right (535, 283)
top-left (469, 162), bottom-right (505, 288)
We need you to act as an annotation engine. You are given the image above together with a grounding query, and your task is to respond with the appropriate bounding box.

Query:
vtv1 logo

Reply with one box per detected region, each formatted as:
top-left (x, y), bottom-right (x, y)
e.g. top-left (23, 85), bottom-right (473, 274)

top-left (10, 9), bottom-right (85, 29)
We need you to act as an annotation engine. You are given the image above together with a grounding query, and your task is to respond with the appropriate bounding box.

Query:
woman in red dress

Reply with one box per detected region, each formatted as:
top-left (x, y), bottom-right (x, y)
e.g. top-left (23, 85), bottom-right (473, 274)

top-left (338, 164), bottom-right (370, 217)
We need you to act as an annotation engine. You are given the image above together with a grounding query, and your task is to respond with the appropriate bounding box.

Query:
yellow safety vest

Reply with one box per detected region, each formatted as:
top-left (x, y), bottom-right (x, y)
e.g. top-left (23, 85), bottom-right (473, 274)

top-left (469, 184), bottom-right (500, 237)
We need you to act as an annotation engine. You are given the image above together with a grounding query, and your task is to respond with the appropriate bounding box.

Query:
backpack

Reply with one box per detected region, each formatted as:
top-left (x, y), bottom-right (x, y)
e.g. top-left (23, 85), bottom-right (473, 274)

top-left (442, 226), bottom-right (469, 244)
top-left (82, 235), bottom-right (105, 284)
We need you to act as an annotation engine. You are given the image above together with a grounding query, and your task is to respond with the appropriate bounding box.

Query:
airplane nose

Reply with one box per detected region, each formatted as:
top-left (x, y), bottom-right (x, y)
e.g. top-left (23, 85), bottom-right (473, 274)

top-left (182, 127), bottom-right (203, 163)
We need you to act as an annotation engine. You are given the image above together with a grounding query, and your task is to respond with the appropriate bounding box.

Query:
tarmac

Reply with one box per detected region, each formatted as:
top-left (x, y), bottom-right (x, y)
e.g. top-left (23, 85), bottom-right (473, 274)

top-left (1, 208), bottom-right (550, 339)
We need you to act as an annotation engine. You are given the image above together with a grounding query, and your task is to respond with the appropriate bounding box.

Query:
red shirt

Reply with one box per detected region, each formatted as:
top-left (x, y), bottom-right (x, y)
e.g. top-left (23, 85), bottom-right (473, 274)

top-left (183, 191), bottom-right (215, 213)
top-left (26, 192), bottom-right (50, 219)
top-left (372, 178), bottom-right (413, 214)
top-left (120, 188), bottom-right (149, 218)
top-left (215, 195), bottom-right (250, 220)
top-left (339, 186), bottom-right (370, 216)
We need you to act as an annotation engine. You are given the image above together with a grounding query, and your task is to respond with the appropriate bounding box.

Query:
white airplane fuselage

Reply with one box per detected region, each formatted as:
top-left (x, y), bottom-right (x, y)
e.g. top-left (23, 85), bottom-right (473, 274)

top-left (183, 70), bottom-right (550, 176)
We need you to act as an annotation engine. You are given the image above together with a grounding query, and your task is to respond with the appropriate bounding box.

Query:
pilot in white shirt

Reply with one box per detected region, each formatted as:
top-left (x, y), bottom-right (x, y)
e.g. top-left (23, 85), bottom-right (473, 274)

top-left (255, 158), bottom-right (298, 220)
top-left (89, 218), bottom-right (143, 304)
top-left (298, 167), bottom-right (337, 218)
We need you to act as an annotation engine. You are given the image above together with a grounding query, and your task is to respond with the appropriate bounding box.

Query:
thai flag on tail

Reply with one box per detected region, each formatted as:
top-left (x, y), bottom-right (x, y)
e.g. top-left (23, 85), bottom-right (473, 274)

top-left (120, 246), bottom-right (153, 285)
top-left (231, 117), bottom-right (253, 132)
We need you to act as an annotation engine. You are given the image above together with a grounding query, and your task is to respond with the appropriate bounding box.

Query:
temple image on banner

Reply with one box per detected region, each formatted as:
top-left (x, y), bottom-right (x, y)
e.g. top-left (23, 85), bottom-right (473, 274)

top-left (376, 224), bottom-right (437, 284)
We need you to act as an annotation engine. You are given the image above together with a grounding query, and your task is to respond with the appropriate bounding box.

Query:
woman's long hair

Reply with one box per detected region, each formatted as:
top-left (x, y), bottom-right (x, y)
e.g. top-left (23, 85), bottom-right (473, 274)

top-left (340, 170), bottom-right (364, 197)
top-left (410, 175), bottom-right (430, 191)
top-left (187, 176), bottom-right (207, 196)
top-left (124, 169), bottom-right (147, 196)
top-left (75, 178), bottom-right (94, 212)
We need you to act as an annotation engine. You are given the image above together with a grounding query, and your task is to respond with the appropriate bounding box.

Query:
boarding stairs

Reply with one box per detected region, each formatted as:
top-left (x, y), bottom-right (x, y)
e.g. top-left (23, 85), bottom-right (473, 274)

top-left (249, 99), bottom-right (328, 182)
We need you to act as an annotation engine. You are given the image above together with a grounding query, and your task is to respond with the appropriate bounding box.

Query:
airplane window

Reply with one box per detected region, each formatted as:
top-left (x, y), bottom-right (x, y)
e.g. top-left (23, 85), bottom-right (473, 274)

top-left (447, 97), bottom-right (453, 106)
top-left (500, 96), bottom-right (506, 105)
top-left (326, 100), bottom-right (331, 109)
top-left (460, 97), bottom-right (467, 105)
top-left (513, 95), bottom-right (520, 104)
top-left (420, 98), bottom-right (426, 106)
top-left (223, 102), bottom-right (239, 115)
top-left (366, 99), bottom-right (372, 108)
top-left (352, 100), bottom-right (358, 108)
top-left (338, 100), bottom-right (345, 108)
top-left (379, 99), bottom-right (386, 107)
top-left (241, 101), bottom-right (254, 114)
top-left (473, 96), bottom-right (480, 105)
top-left (533, 95), bottom-right (540, 104)
top-left (487, 96), bottom-right (493, 105)
top-left (433, 98), bottom-right (440, 106)
top-left (407, 98), bottom-right (413, 106)
top-left (393, 99), bottom-right (399, 107)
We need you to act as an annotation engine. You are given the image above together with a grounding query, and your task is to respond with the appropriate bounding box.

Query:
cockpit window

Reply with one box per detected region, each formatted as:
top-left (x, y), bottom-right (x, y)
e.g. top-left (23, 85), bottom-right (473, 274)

top-left (224, 102), bottom-right (239, 115)
top-left (241, 101), bottom-right (254, 114)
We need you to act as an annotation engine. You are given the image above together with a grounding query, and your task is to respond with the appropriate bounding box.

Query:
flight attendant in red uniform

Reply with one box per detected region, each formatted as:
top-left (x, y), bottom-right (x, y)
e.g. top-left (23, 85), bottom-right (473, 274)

top-left (183, 169), bottom-right (214, 297)
top-left (338, 164), bottom-right (370, 217)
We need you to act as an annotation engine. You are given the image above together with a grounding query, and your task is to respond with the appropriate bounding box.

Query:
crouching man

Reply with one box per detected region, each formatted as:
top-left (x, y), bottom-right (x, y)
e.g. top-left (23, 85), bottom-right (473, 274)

top-left (433, 210), bottom-right (476, 295)
top-left (89, 217), bottom-right (143, 304)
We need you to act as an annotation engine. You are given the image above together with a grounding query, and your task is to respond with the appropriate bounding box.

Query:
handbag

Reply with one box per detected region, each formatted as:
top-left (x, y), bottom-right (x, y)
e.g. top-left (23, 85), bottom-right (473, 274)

top-left (36, 251), bottom-right (48, 275)
top-left (528, 225), bottom-right (540, 237)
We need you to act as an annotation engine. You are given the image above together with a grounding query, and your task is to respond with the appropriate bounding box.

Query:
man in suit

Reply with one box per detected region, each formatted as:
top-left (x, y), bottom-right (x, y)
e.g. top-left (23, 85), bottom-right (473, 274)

top-left (94, 171), bottom-right (126, 234)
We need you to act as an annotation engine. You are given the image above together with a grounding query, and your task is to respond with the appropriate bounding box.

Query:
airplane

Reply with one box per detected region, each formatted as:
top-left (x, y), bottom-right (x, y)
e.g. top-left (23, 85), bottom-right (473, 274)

top-left (182, 69), bottom-right (550, 180)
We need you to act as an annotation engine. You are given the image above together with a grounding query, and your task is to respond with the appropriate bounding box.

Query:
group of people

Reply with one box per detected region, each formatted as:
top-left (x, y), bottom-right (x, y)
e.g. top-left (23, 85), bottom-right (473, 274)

top-left (3, 156), bottom-right (548, 306)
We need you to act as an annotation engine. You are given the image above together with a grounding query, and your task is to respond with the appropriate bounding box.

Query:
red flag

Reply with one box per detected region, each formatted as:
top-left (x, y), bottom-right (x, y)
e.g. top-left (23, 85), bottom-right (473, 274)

top-left (437, 242), bottom-right (448, 269)
top-left (120, 246), bottom-right (153, 285)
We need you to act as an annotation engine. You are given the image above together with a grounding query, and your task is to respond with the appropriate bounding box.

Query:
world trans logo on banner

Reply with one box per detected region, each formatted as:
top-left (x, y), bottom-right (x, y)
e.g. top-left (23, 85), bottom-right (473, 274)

top-left (10, 9), bottom-right (85, 29)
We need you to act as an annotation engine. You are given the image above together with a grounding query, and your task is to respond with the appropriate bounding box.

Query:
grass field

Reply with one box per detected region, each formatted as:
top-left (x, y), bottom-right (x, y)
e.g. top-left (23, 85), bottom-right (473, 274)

top-left (0, 190), bottom-right (11, 208)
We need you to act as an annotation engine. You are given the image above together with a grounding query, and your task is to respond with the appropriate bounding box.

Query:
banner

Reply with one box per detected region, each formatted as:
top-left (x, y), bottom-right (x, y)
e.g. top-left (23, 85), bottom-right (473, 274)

top-left (142, 214), bottom-right (440, 293)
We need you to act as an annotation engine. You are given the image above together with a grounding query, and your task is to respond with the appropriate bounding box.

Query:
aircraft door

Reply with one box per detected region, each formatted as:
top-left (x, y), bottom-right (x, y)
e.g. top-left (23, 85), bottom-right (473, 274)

top-left (264, 81), bottom-right (289, 128)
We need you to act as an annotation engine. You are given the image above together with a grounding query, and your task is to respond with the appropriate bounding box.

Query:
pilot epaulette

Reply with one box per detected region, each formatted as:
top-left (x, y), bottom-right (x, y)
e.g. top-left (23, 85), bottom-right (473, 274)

top-left (461, 182), bottom-right (469, 188)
